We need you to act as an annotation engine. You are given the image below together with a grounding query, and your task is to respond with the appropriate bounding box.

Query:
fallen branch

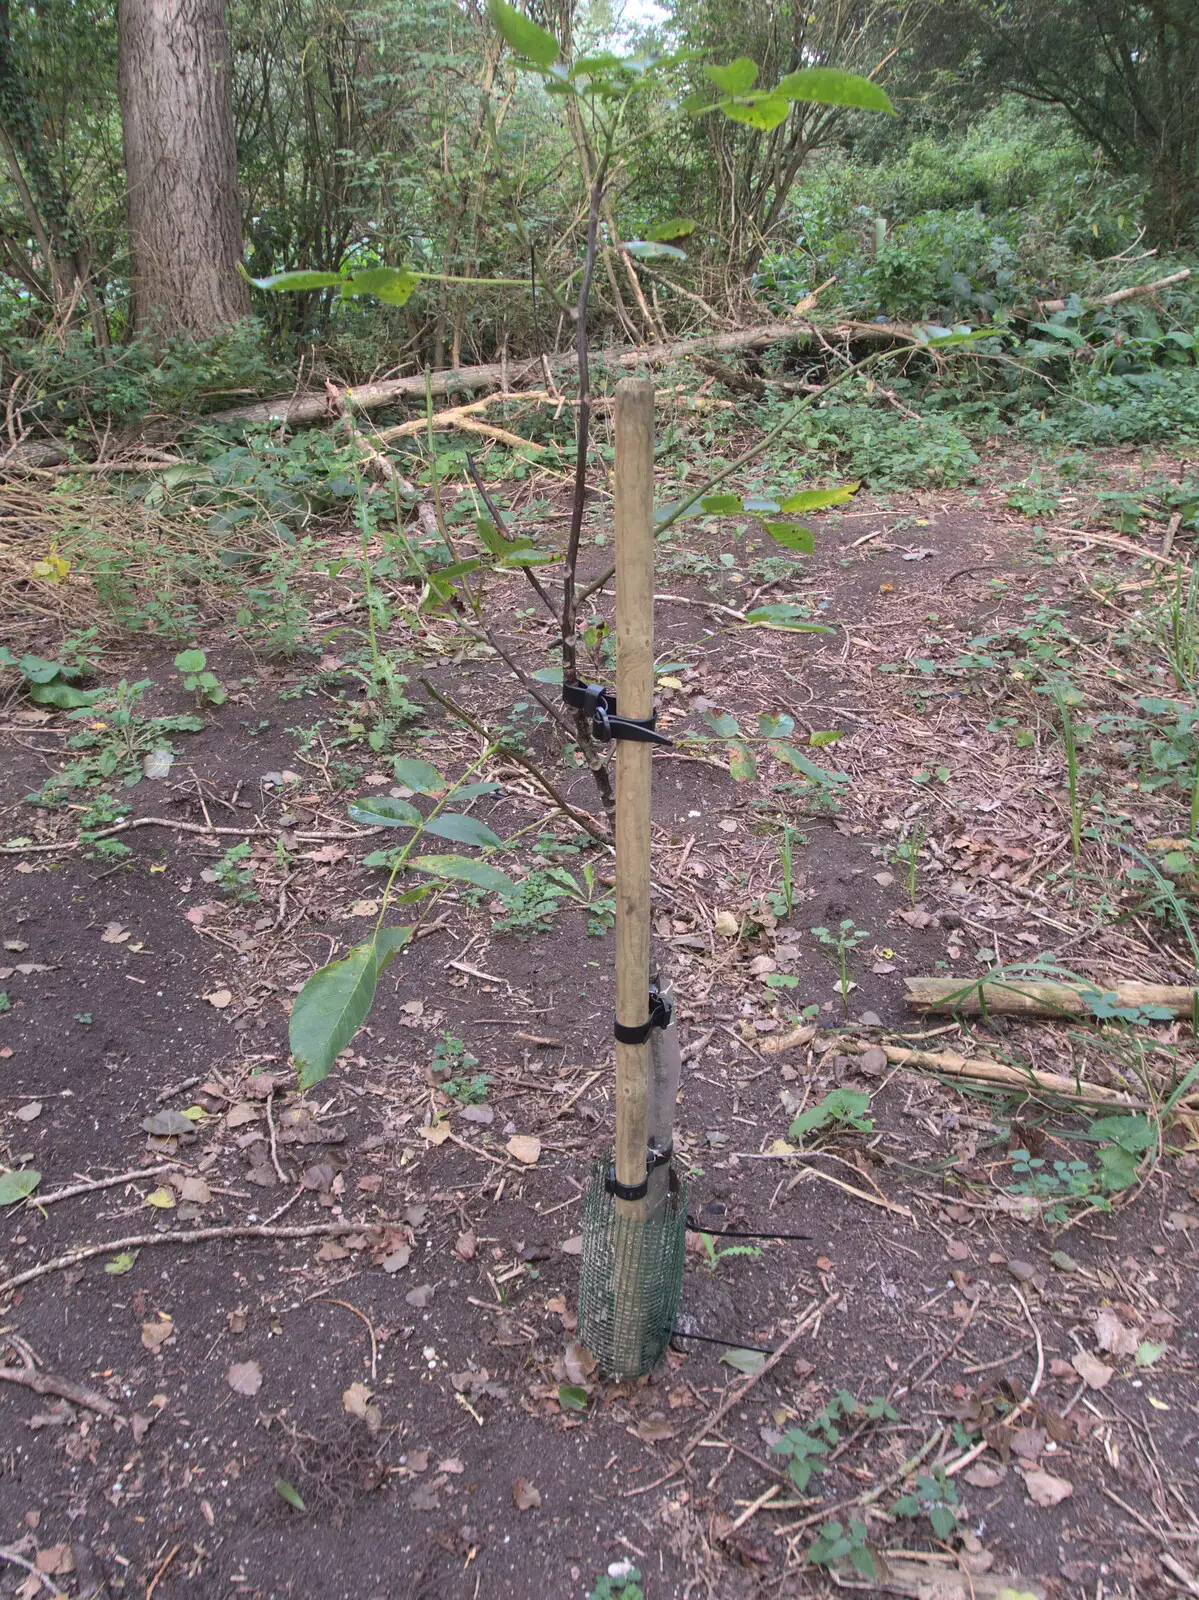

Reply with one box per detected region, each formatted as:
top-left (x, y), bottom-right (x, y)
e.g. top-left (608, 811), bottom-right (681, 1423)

top-left (0, 1219), bottom-right (370, 1296)
top-left (1040, 266), bottom-right (1191, 314)
top-left (0, 1336), bottom-right (121, 1418)
top-left (874, 1040), bottom-right (1197, 1110)
top-left (31, 1164), bottom-right (179, 1208)
top-left (0, 1545), bottom-right (62, 1598)
top-left (0, 816), bottom-right (379, 856)
top-left (200, 321), bottom-right (908, 431)
top-left (905, 975), bottom-right (1197, 1020)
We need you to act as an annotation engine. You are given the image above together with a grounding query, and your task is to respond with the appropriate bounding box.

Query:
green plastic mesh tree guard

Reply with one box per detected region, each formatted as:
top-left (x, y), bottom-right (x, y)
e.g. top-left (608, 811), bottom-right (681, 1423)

top-left (577, 1155), bottom-right (688, 1379)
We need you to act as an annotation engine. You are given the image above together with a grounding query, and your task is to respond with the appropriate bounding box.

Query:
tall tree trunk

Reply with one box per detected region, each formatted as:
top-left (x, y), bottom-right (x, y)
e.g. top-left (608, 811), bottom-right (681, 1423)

top-left (117, 0), bottom-right (249, 336)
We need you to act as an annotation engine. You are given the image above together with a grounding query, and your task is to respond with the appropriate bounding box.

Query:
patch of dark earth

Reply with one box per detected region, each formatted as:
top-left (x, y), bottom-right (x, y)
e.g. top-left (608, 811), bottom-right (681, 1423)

top-left (0, 479), bottom-right (1196, 1599)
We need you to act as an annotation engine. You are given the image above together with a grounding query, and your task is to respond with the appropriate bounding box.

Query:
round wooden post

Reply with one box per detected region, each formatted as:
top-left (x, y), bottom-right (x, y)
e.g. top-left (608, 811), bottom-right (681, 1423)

top-left (613, 377), bottom-right (655, 1222)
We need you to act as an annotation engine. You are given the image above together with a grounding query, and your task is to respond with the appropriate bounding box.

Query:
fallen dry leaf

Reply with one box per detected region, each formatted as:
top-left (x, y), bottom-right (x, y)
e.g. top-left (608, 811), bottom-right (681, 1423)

top-left (100, 922), bottom-right (130, 944)
top-left (559, 1235), bottom-right (583, 1256)
top-left (1094, 1308), bottom-right (1139, 1358)
top-left (564, 1340), bottom-right (597, 1387)
top-left (406, 1283), bottom-right (435, 1308)
top-left (381, 1245), bottom-right (411, 1273)
top-left (1022, 1468), bottom-right (1074, 1507)
top-left (512, 1477), bottom-right (541, 1511)
top-left (205, 987), bottom-right (233, 1009)
top-left (177, 1176), bottom-right (211, 1205)
top-left (635, 1416), bottom-right (678, 1443)
top-left (227, 1360), bottom-right (263, 1396)
top-left (342, 1381), bottom-right (381, 1429)
top-left (962, 1463), bottom-right (1005, 1489)
top-left (34, 1544), bottom-right (74, 1576)
top-left (440, 1456), bottom-right (465, 1474)
top-left (140, 1317), bottom-right (174, 1353)
top-left (1072, 1349), bottom-right (1114, 1390)
top-left (506, 1134), bottom-right (541, 1165)
top-left (455, 1230), bottom-right (477, 1261)
top-left (144, 1186), bottom-right (176, 1209)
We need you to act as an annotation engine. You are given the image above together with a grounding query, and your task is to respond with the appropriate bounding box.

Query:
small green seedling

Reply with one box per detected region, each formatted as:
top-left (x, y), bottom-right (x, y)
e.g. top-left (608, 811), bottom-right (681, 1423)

top-left (811, 919), bottom-right (869, 1013)
top-left (174, 648), bottom-right (227, 705)
top-left (891, 1465), bottom-right (960, 1540)
top-left (431, 1031), bottom-right (489, 1103)
top-left (788, 1088), bottom-right (874, 1143)
top-left (208, 839), bottom-right (258, 902)
top-left (698, 1232), bottom-right (763, 1272)
top-left (806, 1519), bottom-right (874, 1578)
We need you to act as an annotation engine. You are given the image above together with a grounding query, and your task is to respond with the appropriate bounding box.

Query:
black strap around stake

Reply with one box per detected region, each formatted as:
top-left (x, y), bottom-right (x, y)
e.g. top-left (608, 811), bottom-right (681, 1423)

top-left (563, 681), bottom-right (671, 746)
top-left (604, 1143), bottom-right (672, 1203)
top-left (614, 984), bottom-right (673, 1045)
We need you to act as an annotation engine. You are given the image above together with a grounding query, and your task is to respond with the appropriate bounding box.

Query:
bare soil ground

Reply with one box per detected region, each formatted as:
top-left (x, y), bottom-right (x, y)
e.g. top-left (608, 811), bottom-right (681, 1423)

top-left (1, 450), bottom-right (1197, 1600)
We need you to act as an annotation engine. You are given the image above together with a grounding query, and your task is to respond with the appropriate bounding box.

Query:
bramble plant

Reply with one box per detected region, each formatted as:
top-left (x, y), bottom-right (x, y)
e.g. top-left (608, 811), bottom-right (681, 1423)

top-left (431, 1032), bottom-right (489, 1103)
top-left (772, 1390), bottom-right (897, 1492)
top-left (807, 1519), bottom-right (874, 1579)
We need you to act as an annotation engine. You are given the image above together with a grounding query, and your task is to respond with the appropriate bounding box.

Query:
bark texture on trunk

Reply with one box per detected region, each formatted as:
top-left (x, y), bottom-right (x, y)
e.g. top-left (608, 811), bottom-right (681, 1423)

top-left (117, 0), bottom-right (248, 336)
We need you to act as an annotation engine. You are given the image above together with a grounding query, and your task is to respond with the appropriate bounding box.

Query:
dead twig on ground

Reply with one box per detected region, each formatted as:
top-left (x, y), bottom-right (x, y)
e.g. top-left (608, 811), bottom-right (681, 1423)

top-left (0, 1544), bottom-right (63, 1597)
top-left (874, 1041), bottom-right (1197, 1110)
top-left (0, 1336), bottom-right (121, 1418)
top-left (0, 1220), bottom-right (373, 1296)
top-left (30, 1164), bottom-right (179, 1208)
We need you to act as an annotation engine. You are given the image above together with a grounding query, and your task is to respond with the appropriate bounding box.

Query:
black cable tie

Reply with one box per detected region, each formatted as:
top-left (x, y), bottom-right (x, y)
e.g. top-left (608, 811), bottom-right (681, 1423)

top-left (604, 1163), bottom-right (648, 1202)
top-left (614, 984), bottom-right (673, 1045)
top-left (686, 1215), bottom-right (813, 1241)
top-left (670, 1328), bottom-right (778, 1356)
top-left (563, 681), bottom-right (671, 746)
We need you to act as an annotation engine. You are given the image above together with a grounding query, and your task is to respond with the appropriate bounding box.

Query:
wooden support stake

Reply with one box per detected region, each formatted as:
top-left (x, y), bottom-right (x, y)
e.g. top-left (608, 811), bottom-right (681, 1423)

top-left (613, 378), bottom-right (656, 1223)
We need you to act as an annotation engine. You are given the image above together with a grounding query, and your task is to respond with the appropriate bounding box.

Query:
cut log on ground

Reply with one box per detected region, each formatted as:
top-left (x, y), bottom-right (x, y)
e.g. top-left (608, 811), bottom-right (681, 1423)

top-left (203, 319), bottom-right (910, 430)
top-left (874, 1041), bottom-right (1199, 1110)
top-left (905, 975), bottom-right (1197, 1020)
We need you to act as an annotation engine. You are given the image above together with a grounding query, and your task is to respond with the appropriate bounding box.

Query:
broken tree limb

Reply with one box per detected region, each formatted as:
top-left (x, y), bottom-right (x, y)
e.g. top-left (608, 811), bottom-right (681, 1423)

top-left (873, 1042), bottom-right (1199, 1110)
top-left (0, 1337), bottom-right (121, 1418)
top-left (0, 1219), bottom-right (373, 1296)
top-left (905, 975), bottom-right (1198, 1020)
top-left (204, 319), bottom-right (909, 431)
top-left (1040, 267), bottom-right (1192, 314)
